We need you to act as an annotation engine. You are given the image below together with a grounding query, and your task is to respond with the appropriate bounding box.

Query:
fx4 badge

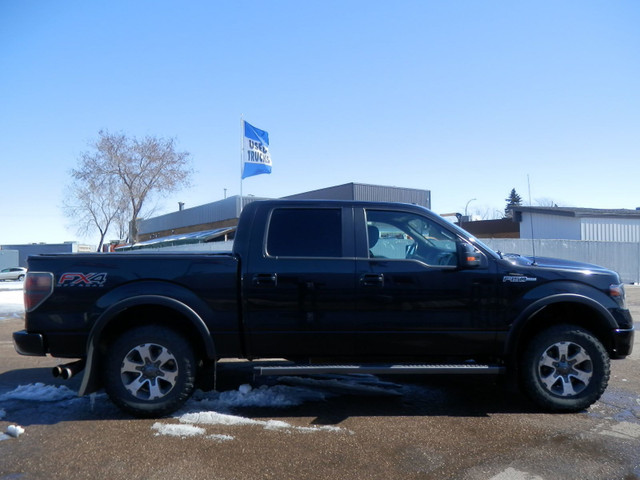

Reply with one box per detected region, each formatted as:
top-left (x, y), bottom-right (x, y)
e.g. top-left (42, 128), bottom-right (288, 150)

top-left (503, 275), bottom-right (537, 283)
top-left (58, 272), bottom-right (108, 287)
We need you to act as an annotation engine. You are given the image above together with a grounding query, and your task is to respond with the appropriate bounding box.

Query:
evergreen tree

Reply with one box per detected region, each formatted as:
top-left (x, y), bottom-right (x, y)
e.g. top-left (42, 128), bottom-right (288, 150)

top-left (504, 188), bottom-right (523, 218)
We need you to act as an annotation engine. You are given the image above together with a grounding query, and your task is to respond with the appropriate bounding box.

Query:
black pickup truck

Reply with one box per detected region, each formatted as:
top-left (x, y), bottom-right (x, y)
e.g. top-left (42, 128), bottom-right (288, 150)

top-left (13, 200), bottom-right (634, 417)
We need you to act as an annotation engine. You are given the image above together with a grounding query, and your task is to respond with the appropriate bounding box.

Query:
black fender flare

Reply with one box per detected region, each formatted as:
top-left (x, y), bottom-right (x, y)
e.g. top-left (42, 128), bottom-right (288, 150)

top-left (503, 292), bottom-right (619, 359)
top-left (79, 295), bottom-right (216, 396)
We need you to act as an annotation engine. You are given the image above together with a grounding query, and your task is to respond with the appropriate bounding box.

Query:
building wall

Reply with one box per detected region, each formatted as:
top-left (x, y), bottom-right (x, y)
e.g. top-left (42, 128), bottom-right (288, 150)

top-left (136, 196), bottom-right (268, 241)
top-left (519, 212), bottom-right (581, 240)
top-left (0, 243), bottom-right (85, 267)
top-left (284, 183), bottom-right (431, 208)
top-left (580, 217), bottom-right (640, 242)
top-left (136, 184), bottom-right (432, 242)
top-left (0, 249), bottom-right (19, 269)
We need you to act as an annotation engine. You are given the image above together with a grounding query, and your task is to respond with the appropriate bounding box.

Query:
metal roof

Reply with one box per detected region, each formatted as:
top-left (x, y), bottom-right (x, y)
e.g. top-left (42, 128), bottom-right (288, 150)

top-left (137, 196), bottom-right (268, 235)
top-left (512, 206), bottom-right (640, 218)
top-left (283, 182), bottom-right (430, 208)
top-left (116, 227), bottom-right (235, 251)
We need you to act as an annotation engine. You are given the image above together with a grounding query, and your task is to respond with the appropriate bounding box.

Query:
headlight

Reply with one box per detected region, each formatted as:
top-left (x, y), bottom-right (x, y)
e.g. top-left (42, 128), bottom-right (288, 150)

top-left (609, 283), bottom-right (627, 309)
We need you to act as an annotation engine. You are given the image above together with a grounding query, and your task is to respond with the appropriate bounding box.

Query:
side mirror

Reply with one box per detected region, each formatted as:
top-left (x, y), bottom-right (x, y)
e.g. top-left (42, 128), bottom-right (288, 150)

top-left (457, 242), bottom-right (482, 268)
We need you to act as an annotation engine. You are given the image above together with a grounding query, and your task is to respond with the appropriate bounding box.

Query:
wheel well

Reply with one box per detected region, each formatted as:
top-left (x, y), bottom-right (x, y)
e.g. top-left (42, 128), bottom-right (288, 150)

top-left (514, 302), bottom-right (613, 361)
top-left (96, 304), bottom-right (210, 368)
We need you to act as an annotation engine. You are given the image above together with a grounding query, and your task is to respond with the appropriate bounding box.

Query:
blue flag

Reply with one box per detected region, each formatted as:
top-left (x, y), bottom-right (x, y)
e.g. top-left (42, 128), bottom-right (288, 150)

top-left (242, 121), bottom-right (272, 179)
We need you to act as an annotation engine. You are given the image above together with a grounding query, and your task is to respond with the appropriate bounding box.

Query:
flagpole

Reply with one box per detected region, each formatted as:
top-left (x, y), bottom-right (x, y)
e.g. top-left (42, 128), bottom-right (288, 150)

top-left (240, 115), bottom-right (244, 213)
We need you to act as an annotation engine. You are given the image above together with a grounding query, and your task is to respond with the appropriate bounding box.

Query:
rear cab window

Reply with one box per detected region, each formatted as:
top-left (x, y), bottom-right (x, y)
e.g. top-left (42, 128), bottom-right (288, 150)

top-left (266, 208), bottom-right (343, 258)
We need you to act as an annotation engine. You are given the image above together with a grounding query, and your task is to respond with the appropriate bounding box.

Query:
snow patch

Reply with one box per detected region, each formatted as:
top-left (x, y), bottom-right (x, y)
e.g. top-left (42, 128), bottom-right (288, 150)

top-left (0, 282), bottom-right (25, 292)
top-left (149, 380), bottom-right (365, 439)
top-left (207, 433), bottom-right (234, 442)
top-left (489, 468), bottom-right (543, 480)
top-left (0, 383), bottom-right (77, 402)
top-left (175, 410), bottom-right (346, 434)
top-left (179, 411), bottom-right (264, 427)
top-left (152, 422), bottom-right (206, 438)
top-left (151, 422), bottom-right (236, 441)
top-left (6, 425), bottom-right (25, 438)
top-left (0, 289), bottom-right (24, 319)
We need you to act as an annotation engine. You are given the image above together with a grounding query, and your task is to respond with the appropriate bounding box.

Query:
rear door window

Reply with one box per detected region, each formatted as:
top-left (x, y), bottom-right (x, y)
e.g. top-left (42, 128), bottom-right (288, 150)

top-left (266, 208), bottom-right (342, 257)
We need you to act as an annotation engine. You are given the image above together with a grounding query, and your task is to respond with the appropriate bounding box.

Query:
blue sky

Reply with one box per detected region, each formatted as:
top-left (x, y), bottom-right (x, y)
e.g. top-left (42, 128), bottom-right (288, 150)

top-left (1, 1), bottom-right (639, 245)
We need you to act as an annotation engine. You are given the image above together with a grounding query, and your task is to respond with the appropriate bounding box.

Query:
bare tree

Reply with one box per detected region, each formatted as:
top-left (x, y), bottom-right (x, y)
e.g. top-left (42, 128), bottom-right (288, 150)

top-left (471, 206), bottom-right (504, 220)
top-left (63, 170), bottom-right (128, 252)
top-left (66, 130), bottom-right (192, 246)
top-left (113, 198), bottom-right (133, 243)
top-left (535, 197), bottom-right (560, 207)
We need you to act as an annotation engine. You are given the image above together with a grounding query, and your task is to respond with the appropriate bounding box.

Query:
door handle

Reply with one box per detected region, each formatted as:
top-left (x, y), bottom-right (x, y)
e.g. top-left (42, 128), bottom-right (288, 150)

top-left (360, 273), bottom-right (384, 287)
top-left (252, 273), bottom-right (277, 287)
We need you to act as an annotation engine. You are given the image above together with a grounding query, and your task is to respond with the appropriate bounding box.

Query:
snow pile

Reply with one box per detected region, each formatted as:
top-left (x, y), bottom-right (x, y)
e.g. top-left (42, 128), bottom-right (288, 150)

top-left (188, 382), bottom-right (330, 411)
top-left (186, 376), bottom-right (402, 414)
top-left (0, 424), bottom-right (25, 442)
top-left (0, 383), bottom-right (77, 403)
top-left (6, 425), bottom-right (25, 438)
top-left (0, 375), bottom-right (403, 441)
top-left (0, 285), bottom-right (24, 319)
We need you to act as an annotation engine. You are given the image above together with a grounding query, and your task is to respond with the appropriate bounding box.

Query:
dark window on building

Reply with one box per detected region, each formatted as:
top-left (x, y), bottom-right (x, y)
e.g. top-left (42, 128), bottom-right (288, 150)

top-left (267, 208), bottom-right (342, 257)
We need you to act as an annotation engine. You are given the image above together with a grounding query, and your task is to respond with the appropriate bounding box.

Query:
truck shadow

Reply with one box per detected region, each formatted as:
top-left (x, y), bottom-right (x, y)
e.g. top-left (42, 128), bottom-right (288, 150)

top-left (215, 361), bottom-right (539, 425)
top-left (0, 362), bottom-right (541, 428)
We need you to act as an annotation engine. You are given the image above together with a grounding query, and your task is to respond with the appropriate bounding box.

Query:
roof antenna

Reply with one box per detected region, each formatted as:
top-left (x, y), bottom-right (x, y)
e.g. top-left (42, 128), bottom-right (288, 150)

top-left (527, 174), bottom-right (537, 266)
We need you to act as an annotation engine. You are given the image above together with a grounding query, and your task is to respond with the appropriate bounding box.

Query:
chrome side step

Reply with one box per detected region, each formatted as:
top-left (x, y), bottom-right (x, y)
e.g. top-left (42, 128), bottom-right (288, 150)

top-left (254, 364), bottom-right (505, 376)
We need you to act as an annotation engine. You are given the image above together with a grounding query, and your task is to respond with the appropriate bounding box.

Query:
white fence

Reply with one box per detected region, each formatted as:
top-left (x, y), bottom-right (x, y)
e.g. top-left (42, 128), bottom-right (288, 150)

top-left (483, 239), bottom-right (640, 284)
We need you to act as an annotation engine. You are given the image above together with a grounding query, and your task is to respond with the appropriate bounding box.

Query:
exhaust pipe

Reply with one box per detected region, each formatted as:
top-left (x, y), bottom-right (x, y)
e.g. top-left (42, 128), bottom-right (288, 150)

top-left (52, 360), bottom-right (86, 380)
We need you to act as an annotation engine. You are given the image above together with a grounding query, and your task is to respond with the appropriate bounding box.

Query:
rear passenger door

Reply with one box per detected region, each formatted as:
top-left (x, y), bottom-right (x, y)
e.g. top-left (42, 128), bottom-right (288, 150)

top-left (243, 206), bottom-right (357, 358)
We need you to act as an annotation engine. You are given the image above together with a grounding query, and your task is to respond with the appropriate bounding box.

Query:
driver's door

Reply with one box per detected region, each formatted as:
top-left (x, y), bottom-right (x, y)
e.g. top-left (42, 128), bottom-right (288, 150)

top-left (355, 208), bottom-right (498, 357)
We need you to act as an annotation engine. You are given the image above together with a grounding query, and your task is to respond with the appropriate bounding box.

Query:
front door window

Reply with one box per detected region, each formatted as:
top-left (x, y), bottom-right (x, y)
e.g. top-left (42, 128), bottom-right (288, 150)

top-left (366, 210), bottom-right (458, 267)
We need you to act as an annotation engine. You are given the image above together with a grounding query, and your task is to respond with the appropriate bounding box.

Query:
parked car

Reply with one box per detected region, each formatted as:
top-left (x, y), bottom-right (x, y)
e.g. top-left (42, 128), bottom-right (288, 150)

top-left (0, 267), bottom-right (27, 281)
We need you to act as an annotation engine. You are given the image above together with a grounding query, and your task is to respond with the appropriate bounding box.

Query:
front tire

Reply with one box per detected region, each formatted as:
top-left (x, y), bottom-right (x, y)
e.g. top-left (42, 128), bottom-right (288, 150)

top-left (104, 326), bottom-right (196, 418)
top-left (521, 324), bottom-right (610, 412)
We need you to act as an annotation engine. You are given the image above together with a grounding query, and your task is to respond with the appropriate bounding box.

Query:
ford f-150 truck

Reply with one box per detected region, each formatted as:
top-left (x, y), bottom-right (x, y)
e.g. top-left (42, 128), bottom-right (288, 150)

top-left (13, 200), bottom-right (635, 417)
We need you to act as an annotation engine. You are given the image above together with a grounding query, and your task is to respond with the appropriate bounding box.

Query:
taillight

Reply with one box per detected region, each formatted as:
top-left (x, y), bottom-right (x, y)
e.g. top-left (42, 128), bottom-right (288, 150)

top-left (24, 272), bottom-right (54, 312)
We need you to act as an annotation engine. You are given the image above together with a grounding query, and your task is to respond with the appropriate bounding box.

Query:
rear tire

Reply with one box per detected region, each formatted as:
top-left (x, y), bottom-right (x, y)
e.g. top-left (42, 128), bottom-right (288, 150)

top-left (104, 326), bottom-right (196, 418)
top-left (521, 324), bottom-right (609, 412)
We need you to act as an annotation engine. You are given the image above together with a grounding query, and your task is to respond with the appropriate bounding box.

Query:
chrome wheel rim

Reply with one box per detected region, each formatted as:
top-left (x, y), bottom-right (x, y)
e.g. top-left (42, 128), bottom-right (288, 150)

top-left (120, 343), bottom-right (179, 400)
top-left (537, 340), bottom-right (593, 397)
